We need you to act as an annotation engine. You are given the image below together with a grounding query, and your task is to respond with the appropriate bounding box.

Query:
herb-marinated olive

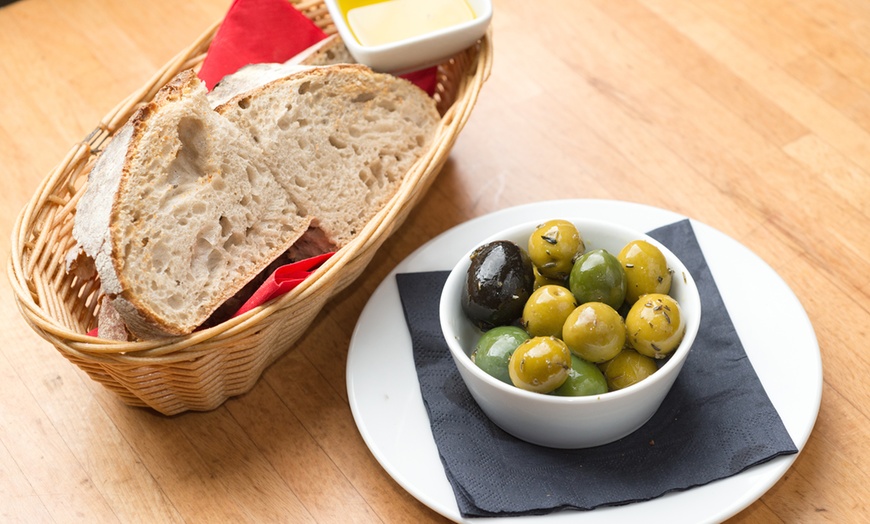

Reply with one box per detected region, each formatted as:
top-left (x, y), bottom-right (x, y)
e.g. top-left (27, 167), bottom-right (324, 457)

top-left (618, 240), bottom-right (672, 305)
top-left (561, 302), bottom-right (626, 363)
top-left (599, 348), bottom-right (658, 390)
top-left (461, 240), bottom-right (535, 330)
top-left (528, 220), bottom-right (585, 280)
top-left (568, 249), bottom-right (627, 310)
top-left (625, 293), bottom-right (685, 359)
top-left (553, 355), bottom-right (608, 397)
top-left (471, 326), bottom-right (530, 384)
top-left (521, 285), bottom-right (577, 338)
top-left (508, 336), bottom-right (571, 393)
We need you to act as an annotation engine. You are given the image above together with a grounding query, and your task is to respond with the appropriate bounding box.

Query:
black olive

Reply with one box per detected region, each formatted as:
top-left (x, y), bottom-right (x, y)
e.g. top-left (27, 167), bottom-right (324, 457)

top-left (461, 240), bottom-right (535, 330)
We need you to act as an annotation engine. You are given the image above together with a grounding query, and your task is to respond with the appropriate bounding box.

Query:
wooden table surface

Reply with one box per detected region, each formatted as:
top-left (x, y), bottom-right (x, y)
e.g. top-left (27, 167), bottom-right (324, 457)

top-left (2, 0), bottom-right (867, 522)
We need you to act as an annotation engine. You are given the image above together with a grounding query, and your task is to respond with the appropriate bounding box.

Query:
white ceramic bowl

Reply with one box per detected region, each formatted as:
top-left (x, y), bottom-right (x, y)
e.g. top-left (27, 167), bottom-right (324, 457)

top-left (324, 0), bottom-right (492, 74)
top-left (439, 218), bottom-right (702, 449)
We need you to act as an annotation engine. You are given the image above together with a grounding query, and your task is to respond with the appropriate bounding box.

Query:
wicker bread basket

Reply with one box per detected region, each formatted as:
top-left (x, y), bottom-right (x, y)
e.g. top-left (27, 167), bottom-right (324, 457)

top-left (8, 0), bottom-right (492, 415)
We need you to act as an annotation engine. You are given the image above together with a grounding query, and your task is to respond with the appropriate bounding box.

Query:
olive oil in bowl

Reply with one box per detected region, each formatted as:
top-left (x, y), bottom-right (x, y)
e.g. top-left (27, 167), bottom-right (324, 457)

top-left (324, 0), bottom-right (491, 73)
top-left (340, 0), bottom-right (476, 47)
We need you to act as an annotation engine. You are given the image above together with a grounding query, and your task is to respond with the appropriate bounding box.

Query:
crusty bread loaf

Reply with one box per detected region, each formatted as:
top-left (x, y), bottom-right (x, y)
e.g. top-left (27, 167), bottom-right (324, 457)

top-left (73, 61), bottom-right (439, 339)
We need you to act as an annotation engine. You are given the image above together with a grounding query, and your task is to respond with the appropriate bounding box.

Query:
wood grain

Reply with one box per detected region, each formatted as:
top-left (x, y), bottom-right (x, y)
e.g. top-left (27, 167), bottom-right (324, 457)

top-left (2, 0), bottom-right (867, 521)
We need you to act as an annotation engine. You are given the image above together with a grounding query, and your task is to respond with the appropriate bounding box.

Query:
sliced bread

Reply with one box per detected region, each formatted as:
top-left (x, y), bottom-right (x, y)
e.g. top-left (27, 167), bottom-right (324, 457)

top-left (73, 63), bottom-right (439, 338)
top-left (74, 70), bottom-right (312, 338)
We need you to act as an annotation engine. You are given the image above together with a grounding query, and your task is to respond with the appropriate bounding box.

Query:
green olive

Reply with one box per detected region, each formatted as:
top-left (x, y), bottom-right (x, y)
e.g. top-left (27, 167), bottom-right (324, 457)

top-left (568, 249), bottom-right (627, 310)
top-left (528, 220), bottom-right (585, 280)
top-left (561, 302), bottom-right (626, 363)
top-left (508, 336), bottom-right (571, 393)
top-left (553, 355), bottom-right (608, 397)
top-left (625, 293), bottom-right (685, 359)
top-left (618, 240), bottom-right (672, 305)
top-left (521, 285), bottom-right (577, 338)
top-left (599, 348), bottom-right (658, 390)
top-left (471, 326), bottom-right (530, 384)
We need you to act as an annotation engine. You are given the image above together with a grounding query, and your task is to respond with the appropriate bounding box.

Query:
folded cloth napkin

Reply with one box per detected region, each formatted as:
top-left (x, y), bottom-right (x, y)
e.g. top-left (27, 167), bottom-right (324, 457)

top-left (396, 219), bottom-right (797, 518)
top-left (198, 0), bottom-right (328, 90)
top-left (231, 252), bottom-right (334, 318)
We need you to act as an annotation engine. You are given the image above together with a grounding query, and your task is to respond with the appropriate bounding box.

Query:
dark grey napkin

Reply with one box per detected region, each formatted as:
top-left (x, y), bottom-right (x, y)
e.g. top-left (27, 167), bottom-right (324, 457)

top-left (396, 219), bottom-right (797, 518)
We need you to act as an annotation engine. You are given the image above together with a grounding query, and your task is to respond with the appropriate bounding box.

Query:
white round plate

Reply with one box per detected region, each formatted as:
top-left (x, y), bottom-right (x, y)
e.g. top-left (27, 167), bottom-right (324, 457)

top-left (346, 199), bottom-right (822, 524)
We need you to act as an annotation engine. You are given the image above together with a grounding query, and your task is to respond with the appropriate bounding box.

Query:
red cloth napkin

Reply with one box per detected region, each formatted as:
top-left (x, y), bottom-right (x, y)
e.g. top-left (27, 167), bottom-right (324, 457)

top-left (198, 0), bottom-right (327, 90)
top-left (400, 67), bottom-right (438, 97)
top-left (231, 252), bottom-right (334, 318)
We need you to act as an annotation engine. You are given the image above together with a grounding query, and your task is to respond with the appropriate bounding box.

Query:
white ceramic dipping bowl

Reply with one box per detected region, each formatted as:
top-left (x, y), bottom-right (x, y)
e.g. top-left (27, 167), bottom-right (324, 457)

top-left (324, 0), bottom-right (492, 74)
top-left (439, 218), bottom-right (702, 449)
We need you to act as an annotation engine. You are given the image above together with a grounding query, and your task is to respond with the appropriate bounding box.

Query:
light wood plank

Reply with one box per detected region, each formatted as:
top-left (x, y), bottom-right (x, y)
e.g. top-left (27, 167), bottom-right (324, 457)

top-left (642, 0), bottom-right (870, 168)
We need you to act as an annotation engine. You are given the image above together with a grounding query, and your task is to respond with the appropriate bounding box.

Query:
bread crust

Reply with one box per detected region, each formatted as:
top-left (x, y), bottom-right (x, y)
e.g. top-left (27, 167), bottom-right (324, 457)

top-left (110, 71), bottom-right (207, 337)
